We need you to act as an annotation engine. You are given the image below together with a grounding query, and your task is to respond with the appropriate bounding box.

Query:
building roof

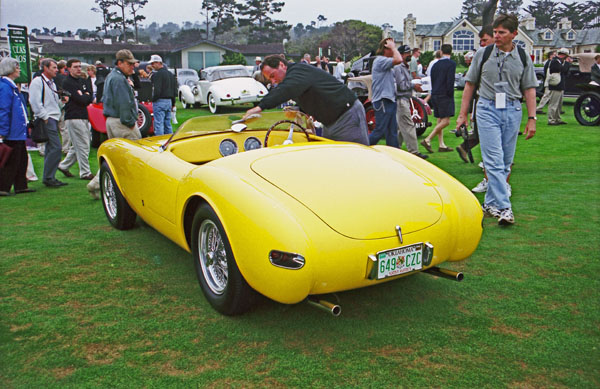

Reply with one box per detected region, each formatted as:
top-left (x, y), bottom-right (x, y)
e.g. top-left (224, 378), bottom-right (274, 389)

top-left (521, 27), bottom-right (600, 49)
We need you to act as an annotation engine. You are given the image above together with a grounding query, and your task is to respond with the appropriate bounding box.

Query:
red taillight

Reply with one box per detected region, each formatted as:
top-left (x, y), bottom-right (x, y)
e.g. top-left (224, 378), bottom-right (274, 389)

top-left (269, 250), bottom-right (305, 269)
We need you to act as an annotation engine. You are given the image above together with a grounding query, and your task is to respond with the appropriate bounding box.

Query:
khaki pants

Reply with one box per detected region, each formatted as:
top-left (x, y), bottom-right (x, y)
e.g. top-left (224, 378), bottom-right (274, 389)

top-left (536, 87), bottom-right (551, 110)
top-left (58, 119), bottom-right (92, 177)
top-left (87, 118), bottom-right (141, 193)
top-left (547, 90), bottom-right (564, 124)
top-left (396, 98), bottom-right (418, 153)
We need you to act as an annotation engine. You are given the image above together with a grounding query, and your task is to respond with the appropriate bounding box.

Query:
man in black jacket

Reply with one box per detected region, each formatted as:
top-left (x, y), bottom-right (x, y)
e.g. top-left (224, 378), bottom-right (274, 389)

top-left (547, 48), bottom-right (572, 125)
top-left (57, 59), bottom-right (94, 180)
top-left (149, 54), bottom-right (176, 135)
top-left (243, 55), bottom-right (368, 145)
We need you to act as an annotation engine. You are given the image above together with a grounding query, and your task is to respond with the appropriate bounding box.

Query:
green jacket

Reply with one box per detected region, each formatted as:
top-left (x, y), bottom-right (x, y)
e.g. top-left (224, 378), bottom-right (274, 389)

top-left (102, 67), bottom-right (137, 127)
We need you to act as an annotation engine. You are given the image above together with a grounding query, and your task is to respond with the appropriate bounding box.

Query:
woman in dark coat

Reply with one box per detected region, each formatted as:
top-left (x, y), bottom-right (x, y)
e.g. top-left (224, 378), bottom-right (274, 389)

top-left (0, 57), bottom-right (35, 196)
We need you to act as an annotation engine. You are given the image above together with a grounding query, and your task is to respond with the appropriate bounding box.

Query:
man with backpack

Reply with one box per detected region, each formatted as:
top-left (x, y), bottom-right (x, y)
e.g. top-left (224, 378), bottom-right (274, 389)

top-left (456, 14), bottom-right (538, 226)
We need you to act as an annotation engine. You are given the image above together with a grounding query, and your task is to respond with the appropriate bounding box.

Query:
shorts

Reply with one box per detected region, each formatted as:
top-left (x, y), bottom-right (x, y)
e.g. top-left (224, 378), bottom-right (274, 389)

top-left (431, 95), bottom-right (455, 118)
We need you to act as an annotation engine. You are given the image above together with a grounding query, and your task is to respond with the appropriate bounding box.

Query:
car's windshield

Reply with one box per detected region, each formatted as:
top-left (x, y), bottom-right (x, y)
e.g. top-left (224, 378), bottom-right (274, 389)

top-left (203, 66), bottom-right (250, 81)
top-left (165, 111), bottom-right (313, 145)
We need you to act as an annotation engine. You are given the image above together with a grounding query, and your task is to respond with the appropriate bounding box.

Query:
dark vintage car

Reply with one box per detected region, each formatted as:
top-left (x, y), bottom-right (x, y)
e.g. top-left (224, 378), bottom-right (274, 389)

top-left (535, 56), bottom-right (591, 98)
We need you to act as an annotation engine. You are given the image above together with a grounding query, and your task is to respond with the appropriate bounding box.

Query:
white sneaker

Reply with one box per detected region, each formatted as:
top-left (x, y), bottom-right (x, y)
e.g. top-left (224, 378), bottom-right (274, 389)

top-left (482, 203), bottom-right (501, 218)
top-left (478, 162), bottom-right (484, 169)
top-left (472, 178), bottom-right (488, 193)
top-left (498, 208), bottom-right (515, 225)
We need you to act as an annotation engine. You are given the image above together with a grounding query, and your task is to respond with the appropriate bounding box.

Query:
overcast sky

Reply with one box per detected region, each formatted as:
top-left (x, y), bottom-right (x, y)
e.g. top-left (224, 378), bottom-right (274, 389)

top-left (1, 0), bottom-right (535, 33)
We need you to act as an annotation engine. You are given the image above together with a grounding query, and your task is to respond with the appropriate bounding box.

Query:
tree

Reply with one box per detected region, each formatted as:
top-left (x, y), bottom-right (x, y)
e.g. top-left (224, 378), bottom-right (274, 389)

top-left (325, 20), bottom-right (382, 60)
top-left (92, 0), bottom-right (117, 36)
top-left (127, 0), bottom-right (148, 43)
top-left (460, 0), bottom-right (485, 23)
top-left (497, 0), bottom-right (522, 16)
top-left (523, 0), bottom-right (561, 29)
top-left (203, 0), bottom-right (237, 40)
top-left (317, 15), bottom-right (327, 28)
top-left (236, 0), bottom-right (290, 43)
top-left (105, 0), bottom-right (129, 41)
top-left (220, 51), bottom-right (247, 65)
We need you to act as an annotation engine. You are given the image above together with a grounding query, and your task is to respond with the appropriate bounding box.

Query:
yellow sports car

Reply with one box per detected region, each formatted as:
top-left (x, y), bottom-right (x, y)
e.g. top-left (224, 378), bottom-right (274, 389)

top-left (98, 111), bottom-right (483, 315)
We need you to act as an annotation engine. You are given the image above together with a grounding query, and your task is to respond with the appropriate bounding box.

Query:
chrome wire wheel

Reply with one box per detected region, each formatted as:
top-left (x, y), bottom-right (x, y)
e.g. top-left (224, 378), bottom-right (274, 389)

top-left (101, 171), bottom-right (117, 221)
top-left (198, 219), bottom-right (228, 295)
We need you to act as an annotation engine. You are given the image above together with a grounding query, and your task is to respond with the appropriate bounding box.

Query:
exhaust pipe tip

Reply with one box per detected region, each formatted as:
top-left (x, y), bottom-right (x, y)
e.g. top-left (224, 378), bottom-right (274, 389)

top-left (423, 266), bottom-right (464, 282)
top-left (307, 298), bottom-right (342, 316)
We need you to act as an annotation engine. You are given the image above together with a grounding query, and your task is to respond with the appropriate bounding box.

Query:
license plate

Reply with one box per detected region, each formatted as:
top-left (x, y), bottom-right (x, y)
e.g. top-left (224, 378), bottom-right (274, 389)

top-left (376, 243), bottom-right (423, 280)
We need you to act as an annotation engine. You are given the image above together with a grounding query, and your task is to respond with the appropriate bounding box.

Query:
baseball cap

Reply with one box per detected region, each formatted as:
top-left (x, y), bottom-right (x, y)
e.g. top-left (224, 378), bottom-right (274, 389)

top-left (150, 54), bottom-right (163, 63)
top-left (557, 48), bottom-right (569, 55)
top-left (115, 49), bottom-right (138, 64)
top-left (398, 45), bottom-right (411, 54)
top-left (255, 56), bottom-right (261, 61)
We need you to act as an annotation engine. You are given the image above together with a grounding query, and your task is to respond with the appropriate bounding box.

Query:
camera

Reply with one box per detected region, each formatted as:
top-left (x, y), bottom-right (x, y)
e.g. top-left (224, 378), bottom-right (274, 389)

top-left (58, 89), bottom-right (71, 99)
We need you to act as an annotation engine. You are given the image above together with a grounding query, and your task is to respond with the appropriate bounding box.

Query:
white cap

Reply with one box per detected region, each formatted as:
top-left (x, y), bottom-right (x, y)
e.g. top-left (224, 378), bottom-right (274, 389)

top-left (150, 54), bottom-right (163, 63)
top-left (557, 48), bottom-right (569, 55)
top-left (255, 56), bottom-right (261, 61)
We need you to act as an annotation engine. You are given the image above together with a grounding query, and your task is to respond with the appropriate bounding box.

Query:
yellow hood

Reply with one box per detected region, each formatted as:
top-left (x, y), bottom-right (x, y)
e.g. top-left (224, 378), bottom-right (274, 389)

top-left (251, 145), bottom-right (443, 239)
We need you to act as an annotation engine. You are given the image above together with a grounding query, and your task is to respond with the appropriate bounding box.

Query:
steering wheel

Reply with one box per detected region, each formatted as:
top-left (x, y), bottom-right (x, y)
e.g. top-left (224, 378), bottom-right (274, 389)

top-left (263, 120), bottom-right (311, 147)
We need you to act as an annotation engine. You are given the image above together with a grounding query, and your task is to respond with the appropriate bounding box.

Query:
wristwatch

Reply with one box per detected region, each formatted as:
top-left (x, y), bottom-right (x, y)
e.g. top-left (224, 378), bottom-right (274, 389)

top-left (528, 116), bottom-right (537, 121)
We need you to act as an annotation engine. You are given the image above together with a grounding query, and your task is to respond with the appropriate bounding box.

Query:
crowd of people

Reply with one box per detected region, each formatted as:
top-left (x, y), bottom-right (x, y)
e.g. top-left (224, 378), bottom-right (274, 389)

top-left (0, 48), bottom-right (176, 199)
top-left (1, 13), bottom-right (563, 227)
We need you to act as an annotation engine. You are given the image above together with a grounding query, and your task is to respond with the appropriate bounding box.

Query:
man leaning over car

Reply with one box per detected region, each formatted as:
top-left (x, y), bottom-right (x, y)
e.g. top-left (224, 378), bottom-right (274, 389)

top-left (243, 55), bottom-right (369, 145)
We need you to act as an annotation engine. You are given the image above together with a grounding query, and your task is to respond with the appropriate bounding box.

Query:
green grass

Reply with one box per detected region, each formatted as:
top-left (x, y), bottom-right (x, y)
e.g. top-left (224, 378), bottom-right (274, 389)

top-left (1, 98), bottom-right (599, 387)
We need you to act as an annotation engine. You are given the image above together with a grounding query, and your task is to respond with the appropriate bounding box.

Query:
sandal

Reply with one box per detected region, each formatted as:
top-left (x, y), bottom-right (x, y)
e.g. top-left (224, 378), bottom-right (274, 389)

top-left (420, 140), bottom-right (434, 153)
top-left (438, 146), bottom-right (454, 152)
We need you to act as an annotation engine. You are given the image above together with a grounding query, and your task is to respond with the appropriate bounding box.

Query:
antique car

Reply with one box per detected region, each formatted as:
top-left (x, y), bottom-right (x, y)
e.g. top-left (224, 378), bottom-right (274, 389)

top-left (177, 65), bottom-right (268, 113)
top-left (97, 111), bottom-right (483, 315)
top-left (348, 75), bottom-right (432, 136)
top-left (571, 53), bottom-right (600, 126)
top-left (534, 54), bottom-right (592, 98)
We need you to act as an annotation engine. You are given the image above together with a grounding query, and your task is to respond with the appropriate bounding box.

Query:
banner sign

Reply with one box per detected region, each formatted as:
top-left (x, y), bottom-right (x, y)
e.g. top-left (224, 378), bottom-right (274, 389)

top-left (8, 25), bottom-right (31, 84)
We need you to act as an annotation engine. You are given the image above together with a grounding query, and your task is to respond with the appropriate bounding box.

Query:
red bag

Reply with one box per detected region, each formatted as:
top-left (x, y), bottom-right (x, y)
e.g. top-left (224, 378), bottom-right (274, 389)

top-left (0, 141), bottom-right (12, 168)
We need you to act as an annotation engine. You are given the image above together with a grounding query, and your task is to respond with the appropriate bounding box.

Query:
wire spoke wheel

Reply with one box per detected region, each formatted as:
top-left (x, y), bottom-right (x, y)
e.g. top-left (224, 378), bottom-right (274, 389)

top-left (101, 171), bottom-right (117, 220)
top-left (574, 92), bottom-right (600, 126)
top-left (198, 219), bottom-right (229, 294)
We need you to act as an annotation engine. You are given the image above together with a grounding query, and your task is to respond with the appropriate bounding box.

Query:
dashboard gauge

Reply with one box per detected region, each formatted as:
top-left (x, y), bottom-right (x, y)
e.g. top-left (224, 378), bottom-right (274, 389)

top-left (244, 137), bottom-right (262, 151)
top-left (219, 139), bottom-right (238, 156)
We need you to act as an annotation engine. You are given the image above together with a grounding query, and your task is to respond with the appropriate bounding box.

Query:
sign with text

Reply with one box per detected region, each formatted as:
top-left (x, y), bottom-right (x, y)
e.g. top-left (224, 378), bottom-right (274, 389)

top-left (8, 25), bottom-right (31, 84)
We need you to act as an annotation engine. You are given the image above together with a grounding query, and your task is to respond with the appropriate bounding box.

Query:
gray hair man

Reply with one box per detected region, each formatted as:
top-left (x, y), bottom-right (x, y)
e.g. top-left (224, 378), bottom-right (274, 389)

top-left (29, 58), bottom-right (70, 187)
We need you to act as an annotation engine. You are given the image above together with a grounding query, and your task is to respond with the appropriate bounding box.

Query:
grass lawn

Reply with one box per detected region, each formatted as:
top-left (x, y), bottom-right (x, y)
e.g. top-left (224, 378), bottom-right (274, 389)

top-left (1, 97), bottom-right (599, 387)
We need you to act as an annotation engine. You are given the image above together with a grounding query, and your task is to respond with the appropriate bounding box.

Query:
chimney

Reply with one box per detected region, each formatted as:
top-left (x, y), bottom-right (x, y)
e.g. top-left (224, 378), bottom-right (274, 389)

top-left (103, 38), bottom-right (112, 45)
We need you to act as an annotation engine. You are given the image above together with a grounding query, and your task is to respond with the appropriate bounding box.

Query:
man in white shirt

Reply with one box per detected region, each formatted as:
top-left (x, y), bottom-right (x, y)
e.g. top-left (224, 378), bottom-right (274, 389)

top-left (29, 59), bottom-right (70, 187)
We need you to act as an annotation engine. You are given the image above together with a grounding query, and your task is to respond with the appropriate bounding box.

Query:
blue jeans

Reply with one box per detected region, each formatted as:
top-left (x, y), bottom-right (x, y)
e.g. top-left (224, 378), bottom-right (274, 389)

top-left (43, 118), bottom-right (61, 181)
top-left (152, 99), bottom-right (173, 136)
top-left (476, 98), bottom-right (522, 210)
top-left (368, 98), bottom-right (399, 148)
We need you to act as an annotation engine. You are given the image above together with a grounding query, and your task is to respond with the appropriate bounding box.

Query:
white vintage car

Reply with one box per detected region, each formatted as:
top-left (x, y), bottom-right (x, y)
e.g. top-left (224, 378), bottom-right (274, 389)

top-left (177, 65), bottom-right (268, 113)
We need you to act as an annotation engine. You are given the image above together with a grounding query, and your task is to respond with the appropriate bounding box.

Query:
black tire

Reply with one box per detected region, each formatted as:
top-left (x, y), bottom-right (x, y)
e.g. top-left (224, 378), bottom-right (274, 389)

top-left (137, 104), bottom-right (152, 137)
top-left (410, 97), bottom-right (431, 137)
top-left (191, 204), bottom-right (254, 315)
top-left (100, 161), bottom-right (137, 230)
top-left (207, 93), bottom-right (218, 114)
top-left (574, 92), bottom-right (600, 126)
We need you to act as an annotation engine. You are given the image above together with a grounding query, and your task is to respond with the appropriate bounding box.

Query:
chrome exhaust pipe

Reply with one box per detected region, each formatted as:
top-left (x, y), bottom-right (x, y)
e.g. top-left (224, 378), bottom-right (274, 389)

top-left (307, 297), bottom-right (342, 316)
top-left (423, 266), bottom-right (464, 282)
